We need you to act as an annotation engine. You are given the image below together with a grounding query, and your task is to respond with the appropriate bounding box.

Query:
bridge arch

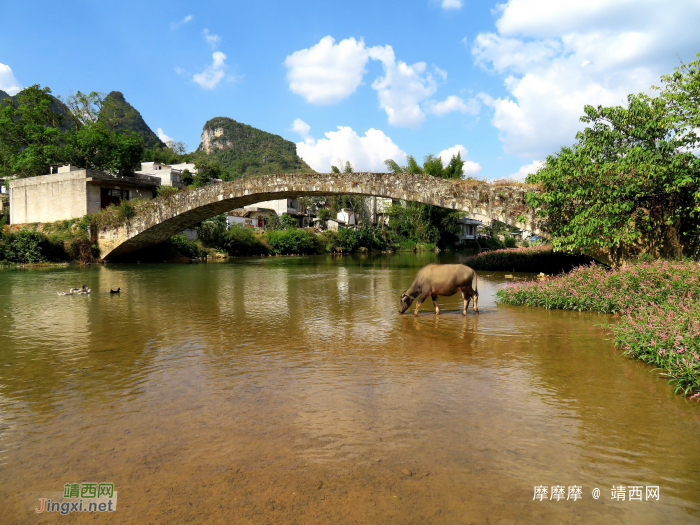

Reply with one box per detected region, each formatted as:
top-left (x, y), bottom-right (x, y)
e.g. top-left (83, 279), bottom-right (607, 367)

top-left (97, 172), bottom-right (542, 260)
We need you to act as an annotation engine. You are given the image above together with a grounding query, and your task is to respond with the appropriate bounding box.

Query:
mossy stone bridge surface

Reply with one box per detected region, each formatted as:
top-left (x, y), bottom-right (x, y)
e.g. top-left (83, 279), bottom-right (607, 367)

top-left (97, 172), bottom-right (542, 260)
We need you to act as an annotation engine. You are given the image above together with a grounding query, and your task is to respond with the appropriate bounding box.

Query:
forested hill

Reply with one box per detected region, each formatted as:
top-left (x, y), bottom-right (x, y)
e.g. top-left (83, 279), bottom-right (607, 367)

top-left (197, 117), bottom-right (314, 177)
top-left (102, 91), bottom-right (166, 150)
top-left (0, 90), bottom-right (12, 103)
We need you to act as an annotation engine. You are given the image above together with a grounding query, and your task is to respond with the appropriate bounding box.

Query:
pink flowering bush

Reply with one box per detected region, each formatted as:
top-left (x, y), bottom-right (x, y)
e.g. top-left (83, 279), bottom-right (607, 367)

top-left (465, 245), bottom-right (593, 274)
top-left (496, 260), bottom-right (700, 397)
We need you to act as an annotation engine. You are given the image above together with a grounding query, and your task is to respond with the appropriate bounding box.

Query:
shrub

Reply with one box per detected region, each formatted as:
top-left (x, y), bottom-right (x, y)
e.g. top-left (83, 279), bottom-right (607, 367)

top-left (264, 229), bottom-right (317, 254)
top-left (166, 235), bottom-right (206, 259)
top-left (196, 214), bottom-right (228, 247)
top-left (504, 236), bottom-right (517, 248)
top-left (325, 228), bottom-right (360, 253)
top-left (465, 246), bottom-right (594, 273)
top-left (118, 200), bottom-right (135, 220)
top-left (220, 225), bottom-right (268, 256)
top-left (0, 230), bottom-right (49, 263)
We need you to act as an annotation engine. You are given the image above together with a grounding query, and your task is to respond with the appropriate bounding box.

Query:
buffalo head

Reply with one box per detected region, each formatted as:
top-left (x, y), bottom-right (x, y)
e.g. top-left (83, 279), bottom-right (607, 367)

top-left (398, 292), bottom-right (415, 314)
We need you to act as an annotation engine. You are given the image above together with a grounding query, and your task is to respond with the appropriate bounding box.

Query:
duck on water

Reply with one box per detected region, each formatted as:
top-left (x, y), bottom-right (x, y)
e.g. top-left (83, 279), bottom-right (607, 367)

top-left (57, 285), bottom-right (91, 296)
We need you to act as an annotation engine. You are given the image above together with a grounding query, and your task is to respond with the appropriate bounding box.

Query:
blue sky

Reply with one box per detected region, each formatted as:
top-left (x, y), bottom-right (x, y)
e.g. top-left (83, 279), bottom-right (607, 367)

top-left (2, 0), bottom-right (700, 179)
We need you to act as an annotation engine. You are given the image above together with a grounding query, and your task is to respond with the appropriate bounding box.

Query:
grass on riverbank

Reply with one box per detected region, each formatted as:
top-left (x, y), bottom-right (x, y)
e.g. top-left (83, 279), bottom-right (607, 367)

top-left (496, 260), bottom-right (700, 398)
top-left (465, 245), bottom-right (594, 273)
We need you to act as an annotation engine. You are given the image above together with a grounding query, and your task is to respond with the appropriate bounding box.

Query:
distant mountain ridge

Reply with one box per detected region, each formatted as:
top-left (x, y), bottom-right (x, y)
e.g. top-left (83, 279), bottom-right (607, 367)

top-left (4, 86), bottom-right (312, 177)
top-left (198, 117), bottom-right (314, 177)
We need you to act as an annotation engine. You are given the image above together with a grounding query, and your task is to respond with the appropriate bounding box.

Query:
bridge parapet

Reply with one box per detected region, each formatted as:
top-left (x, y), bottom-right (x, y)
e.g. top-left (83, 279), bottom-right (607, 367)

top-left (97, 172), bottom-right (543, 260)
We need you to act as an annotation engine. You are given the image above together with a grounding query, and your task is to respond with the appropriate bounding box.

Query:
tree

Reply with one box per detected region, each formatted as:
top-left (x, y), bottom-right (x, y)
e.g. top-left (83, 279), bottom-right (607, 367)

top-left (0, 87), bottom-right (144, 178)
top-left (61, 91), bottom-right (144, 176)
top-left (527, 89), bottom-right (700, 261)
top-left (180, 169), bottom-right (193, 186)
top-left (443, 152), bottom-right (466, 180)
top-left (383, 154), bottom-right (463, 247)
top-left (192, 158), bottom-right (226, 187)
top-left (656, 53), bottom-right (700, 149)
top-left (0, 85), bottom-right (65, 177)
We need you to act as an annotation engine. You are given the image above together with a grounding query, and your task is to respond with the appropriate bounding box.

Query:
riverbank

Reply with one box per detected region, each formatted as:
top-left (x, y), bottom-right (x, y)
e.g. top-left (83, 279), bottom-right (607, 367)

top-left (497, 260), bottom-right (700, 398)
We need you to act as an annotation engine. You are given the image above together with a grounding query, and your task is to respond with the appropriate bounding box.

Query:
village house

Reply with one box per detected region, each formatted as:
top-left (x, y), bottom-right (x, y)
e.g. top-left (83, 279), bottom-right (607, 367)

top-left (456, 217), bottom-right (483, 243)
top-left (323, 217), bottom-right (347, 231)
top-left (135, 162), bottom-right (193, 187)
top-left (227, 206), bottom-right (275, 229)
top-left (8, 164), bottom-right (160, 224)
top-left (337, 208), bottom-right (356, 227)
top-left (252, 197), bottom-right (311, 227)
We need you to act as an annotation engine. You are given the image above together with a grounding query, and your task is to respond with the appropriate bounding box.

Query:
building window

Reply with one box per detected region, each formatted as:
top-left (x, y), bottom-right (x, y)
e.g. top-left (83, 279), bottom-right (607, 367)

top-left (100, 188), bottom-right (129, 209)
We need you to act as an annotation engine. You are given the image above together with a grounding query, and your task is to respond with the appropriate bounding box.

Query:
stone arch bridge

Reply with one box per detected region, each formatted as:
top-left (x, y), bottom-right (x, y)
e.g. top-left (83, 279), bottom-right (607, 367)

top-left (98, 172), bottom-right (543, 260)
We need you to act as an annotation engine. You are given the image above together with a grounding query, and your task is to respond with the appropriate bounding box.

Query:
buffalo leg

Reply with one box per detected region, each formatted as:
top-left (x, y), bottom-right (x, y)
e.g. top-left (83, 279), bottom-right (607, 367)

top-left (461, 290), bottom-right (470, 316)
top-left (431, 294), bottom-right (440, 315)
top-left (472, 289), bottom-right (479, 314)
top-left (414, 293), bottom-right (429, 317)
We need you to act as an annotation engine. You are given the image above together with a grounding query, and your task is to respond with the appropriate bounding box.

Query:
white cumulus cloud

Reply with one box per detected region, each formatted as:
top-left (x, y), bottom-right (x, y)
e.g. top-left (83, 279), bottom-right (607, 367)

top-left (472, 0), bottom-right (700, 158)
top-left (157, 128), bottom-right (174, 144)
top-left (294, 123), bottom-right (407, 172)
top-left (193, 51), bottom-right (227, 89)
top-left (438, 145), bottom-right (482, 177)
top-left (507, 160), bottom-right (544, 181)
top-left (369, 45), bottom-right (439, 128)
top-left (285, 36), bottom-right (447, 128)
top-left (0, 63), bottom-right (22, 95)
top-left (439, 0), bottom-right (463, 9)
top-left (425, 95), bottom-right (480, 116)
top-left (284, 36), bottom-right (371, 105)
top-left (290, 118), bottom-right (312, 142)
top-left (203, 29), bottom-right (221, 49)
top-left (171, 15), bottom-right (193, 30)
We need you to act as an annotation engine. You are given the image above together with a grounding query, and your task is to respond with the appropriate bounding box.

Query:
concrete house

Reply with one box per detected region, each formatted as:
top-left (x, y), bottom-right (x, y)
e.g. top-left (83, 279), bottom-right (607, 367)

top-left (456, 217), bottom-right (482, 242)
top-left (135, 162), bottom-right (193, 187)
top-left (337, 209), bottom-right (356, 227)
top-left (253, 198), bottom-right (311, 227)
top-left (227, 207), bottom-right (275, 229)
top-left (9, 165), bottom-right (160, 224)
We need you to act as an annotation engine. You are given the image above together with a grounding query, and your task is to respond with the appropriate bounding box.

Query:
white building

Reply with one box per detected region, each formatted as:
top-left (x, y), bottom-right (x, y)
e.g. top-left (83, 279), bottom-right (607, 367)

top-left (337, 208), bottom-right (356, 226)
top-left (365, 197), bottom-right (392, 226)
top-left (227, 207), bottom-right (275, 229)
top-left (251, 198), bottom-right (311, 227)
top-left (457, 217), bottom-right (482, 242)
top-left (135, 162), bottom-right (195, 187)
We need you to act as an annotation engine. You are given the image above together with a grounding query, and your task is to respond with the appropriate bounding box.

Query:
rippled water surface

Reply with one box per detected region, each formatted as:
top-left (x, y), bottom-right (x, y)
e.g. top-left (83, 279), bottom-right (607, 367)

top-left (0, 253), bottom-right (699, 524)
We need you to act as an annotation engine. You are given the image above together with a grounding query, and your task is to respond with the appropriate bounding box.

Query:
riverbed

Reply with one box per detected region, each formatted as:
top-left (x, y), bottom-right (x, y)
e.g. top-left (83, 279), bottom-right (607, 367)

top-left (0, 253), bottom-right (698, 524)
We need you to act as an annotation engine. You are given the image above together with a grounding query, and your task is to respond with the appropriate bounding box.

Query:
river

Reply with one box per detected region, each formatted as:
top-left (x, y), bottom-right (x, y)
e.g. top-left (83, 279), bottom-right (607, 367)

top-left (0, 253), bottom-right (698, 524)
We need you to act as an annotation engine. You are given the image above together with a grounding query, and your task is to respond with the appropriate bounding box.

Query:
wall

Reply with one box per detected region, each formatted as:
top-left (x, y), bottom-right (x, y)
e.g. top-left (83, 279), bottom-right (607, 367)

top-left (252, 199), bottom-right (296, 215)
top-left (130, 187), bottom-right (154, 201)
top-left (9, 172), bottom-right (89, 224)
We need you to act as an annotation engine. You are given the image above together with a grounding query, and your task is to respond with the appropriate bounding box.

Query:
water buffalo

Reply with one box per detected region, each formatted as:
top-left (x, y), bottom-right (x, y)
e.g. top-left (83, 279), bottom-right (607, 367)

top-left (399, 264), bottom-right (479, 316)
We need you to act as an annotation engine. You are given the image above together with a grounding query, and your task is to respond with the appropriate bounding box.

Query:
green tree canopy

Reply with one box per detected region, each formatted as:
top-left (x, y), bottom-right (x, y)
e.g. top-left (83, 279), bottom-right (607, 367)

top-left (383, 154), bottom-right (464, 246)
top-left (527, 58), bottom-right (700, 261)
top-left (0, 86), bottom-right (145, 178)
top-left (0, 86), bottom-right (65, 177)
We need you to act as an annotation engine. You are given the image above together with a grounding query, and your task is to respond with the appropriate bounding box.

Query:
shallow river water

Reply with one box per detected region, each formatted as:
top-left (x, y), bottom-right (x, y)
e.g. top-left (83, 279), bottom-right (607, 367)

top-left (0, 253), bottom-right (699, 524)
